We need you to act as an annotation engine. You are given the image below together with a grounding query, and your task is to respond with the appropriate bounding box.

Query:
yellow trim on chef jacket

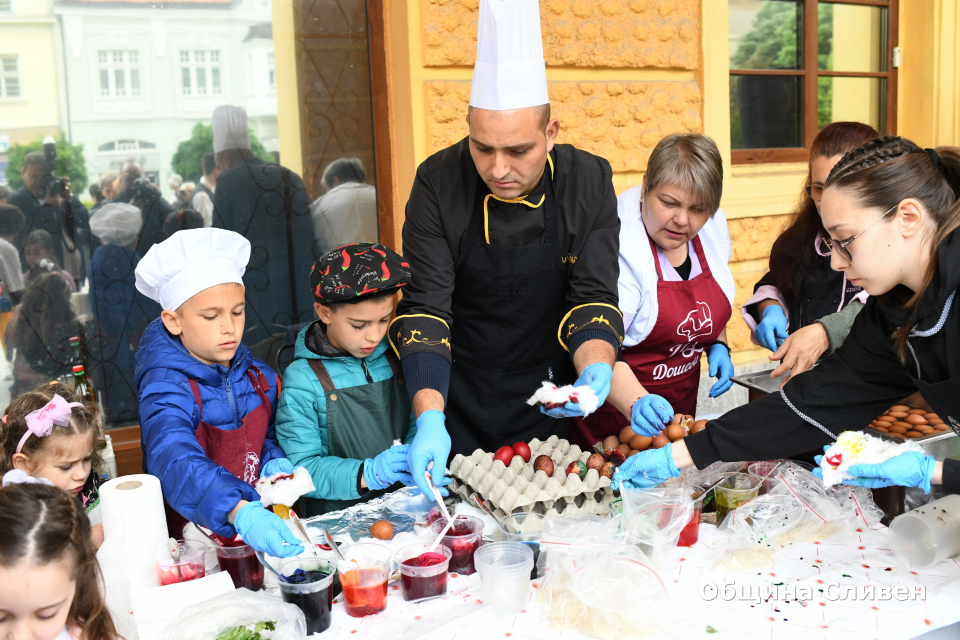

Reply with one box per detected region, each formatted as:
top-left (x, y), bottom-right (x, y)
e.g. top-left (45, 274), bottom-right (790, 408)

top-left (388, 314), bottom-right (451, 359)
top-left (483, 154), bottom-right (555, 244)
top-left (556, 303), bottom-right (624, 352)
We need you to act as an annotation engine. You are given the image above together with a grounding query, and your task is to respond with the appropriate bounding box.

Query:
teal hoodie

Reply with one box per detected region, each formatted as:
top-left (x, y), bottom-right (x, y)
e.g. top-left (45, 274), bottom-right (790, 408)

top-left (276, 322), bottom-right (417, 501)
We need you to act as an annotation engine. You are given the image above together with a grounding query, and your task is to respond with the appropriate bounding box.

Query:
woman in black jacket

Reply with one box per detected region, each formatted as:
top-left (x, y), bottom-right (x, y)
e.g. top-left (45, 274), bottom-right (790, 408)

top-left (613, 135), bottom-right (960, 496)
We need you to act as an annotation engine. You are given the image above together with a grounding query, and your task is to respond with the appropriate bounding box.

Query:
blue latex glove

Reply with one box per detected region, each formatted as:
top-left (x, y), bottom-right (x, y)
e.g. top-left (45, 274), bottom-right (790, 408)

top-left (259, 457), bottom-right (295, 479)
top-left (611, 443), bottom-right (681, 490)
top-left (364, 444), bottom-right (414, 491)
top-left (408, 410), bottom-right (452, 497)
top-left (630, 394), bottom-right (674, 437)
top-left (541, 362), bottom-right (613, 419)
top-left (706, 343), bottom-right (735, 397)
top-left (755, 305), bottom-right (789, 352)
top-left (233, 501), bottom-right (304, 558)
top-left (842, 452), bottom-right (937, 494)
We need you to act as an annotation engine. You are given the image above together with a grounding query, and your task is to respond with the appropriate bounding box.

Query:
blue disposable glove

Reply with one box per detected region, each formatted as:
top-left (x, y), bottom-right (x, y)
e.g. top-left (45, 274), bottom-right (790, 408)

top-left (541, 362), bottom-right (613, 419)
top-left (408, 410), bottom-right (452, 497)
top-left (259, 457), bottom-right (295, 479)
top-left (364, 444), bottom-right (414, 491)
top-left (843, 452), bottom-right (937, 494)
top-left (707, 343), bottom-right (735, 397)
top-left (755, 305), bottom-right (789, 352)
top-left (611, 443), bottom-right (681, 490)
top-left (233, 501), bottom-right (304, 558)
top-left (630, 394), bottom-right (674, 437)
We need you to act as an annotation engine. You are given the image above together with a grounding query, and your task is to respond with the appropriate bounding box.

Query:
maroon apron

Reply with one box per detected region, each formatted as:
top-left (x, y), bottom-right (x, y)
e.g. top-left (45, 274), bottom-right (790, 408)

top-left (571, 233), bottom-right (731, 448)
top-left (165, 366), bottom-right (272, 538)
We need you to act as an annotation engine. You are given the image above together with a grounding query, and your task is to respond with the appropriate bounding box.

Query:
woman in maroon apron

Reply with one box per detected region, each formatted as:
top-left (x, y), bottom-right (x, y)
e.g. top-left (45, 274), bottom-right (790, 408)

top-left (572, 134), bottom-right (735, 448)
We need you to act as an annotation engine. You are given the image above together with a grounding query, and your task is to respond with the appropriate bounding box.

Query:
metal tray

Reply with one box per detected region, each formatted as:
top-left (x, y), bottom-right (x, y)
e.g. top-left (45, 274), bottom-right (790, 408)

top-left (865, 426), bottom-right (960, 461)
top-left (731, 369), bottom-right (788, 395)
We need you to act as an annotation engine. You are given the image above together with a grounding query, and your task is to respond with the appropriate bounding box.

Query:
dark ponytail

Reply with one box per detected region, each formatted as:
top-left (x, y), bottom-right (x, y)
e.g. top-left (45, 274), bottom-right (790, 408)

top-left (825, 135), bottom-right (960, 360)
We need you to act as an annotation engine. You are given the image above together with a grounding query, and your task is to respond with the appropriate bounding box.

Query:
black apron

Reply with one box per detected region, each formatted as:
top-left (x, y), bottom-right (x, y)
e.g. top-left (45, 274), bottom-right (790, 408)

top-left (296, 350), bottom-right (412, 517)
top-left (446, 163), bottom-right (575, 457)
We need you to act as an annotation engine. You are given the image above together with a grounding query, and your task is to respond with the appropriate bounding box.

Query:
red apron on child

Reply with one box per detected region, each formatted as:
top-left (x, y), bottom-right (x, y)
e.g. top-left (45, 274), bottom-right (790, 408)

top-left (165, 365), bottom-right (272, 537)
top-left (571, 232), bottom-right (731, 448)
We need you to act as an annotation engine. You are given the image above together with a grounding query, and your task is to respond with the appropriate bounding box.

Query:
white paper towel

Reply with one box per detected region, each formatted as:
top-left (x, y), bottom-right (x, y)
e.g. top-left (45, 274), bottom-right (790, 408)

top-left (97, 474), bottom-right (168, 640)
top-left (132, 572), bottom-right (235, 640)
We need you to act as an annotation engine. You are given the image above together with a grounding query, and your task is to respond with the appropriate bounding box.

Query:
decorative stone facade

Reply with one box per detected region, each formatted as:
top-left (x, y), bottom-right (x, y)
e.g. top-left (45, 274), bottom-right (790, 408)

top-left (727, 215), bottom-right (788, 264)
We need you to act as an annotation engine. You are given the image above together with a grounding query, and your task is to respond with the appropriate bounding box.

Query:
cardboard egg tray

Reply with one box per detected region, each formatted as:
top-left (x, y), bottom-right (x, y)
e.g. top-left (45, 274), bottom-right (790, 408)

top-left (447, 435), bottom-right (615, 521)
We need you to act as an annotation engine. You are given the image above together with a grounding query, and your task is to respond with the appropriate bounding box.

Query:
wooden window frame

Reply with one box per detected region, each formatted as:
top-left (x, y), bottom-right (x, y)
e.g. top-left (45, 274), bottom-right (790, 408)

top-left (731, 0), bottom-right (899, 165)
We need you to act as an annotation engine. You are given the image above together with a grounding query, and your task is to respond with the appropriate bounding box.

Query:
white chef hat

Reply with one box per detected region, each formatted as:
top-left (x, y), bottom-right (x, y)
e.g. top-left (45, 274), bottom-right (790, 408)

top-left (168, 174), bottom-right (183, 188)
top-left (212, 105), bottom-right (250, 153)
top-left (469, 0), bottom-right (549, 111)
top-left (89, 203), bottom-right (142, 247)
top-left (135, 228), bottom-right (250, 311)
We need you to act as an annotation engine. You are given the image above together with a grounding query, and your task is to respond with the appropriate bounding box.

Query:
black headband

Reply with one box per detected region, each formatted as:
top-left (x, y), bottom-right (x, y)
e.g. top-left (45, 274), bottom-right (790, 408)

top-left (926, 148), bottom-right (942, 168)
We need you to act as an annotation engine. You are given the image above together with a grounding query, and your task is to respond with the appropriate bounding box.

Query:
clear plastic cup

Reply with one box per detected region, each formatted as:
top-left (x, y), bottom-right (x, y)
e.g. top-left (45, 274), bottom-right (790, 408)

top-left (215, 543), bottom-right (263, 591)
top-left (497, 512), bottom-right (545, 579)
top-left (395, 543), bottom-right (452, 601)
top-left (337, 543), bottom-right (391, 617)
top-left (154, 540), bottom-right (206, 585)
top-left (748, 460), bottom-right (786, 495)
top-left (431, 515), bottom-right (483, 575)
top-left (715, 473), bottom-right (761, 525)
top-left (474, 542), bottom-right (534, 616)
top-left (277, 558), bottom-right (335, 635)
top-left (890, 494), bottom-right (960, 569)
top-left (676, 485), bottom-right (706, 547)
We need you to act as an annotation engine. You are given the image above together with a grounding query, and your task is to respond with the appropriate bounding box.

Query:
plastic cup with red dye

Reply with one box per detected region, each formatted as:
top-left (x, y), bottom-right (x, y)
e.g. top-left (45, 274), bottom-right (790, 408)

top-left (430, 516), bottom-right (483, 575)
top-left (337, 543), bottom-right (391, 618)
top-left (215, 541), bottom-right (264, 591)
top-left (154, 540), bottom-right (205, 585)
top-left (396, 543), bottom-right (452, 601)
top-left (675, 485), bottom-right (706, 547)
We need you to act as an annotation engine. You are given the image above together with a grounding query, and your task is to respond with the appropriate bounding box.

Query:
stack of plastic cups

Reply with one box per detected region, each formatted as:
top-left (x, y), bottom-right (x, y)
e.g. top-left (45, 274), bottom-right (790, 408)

top-left (497, 512), bottom-right (545, 579)
top-left (474, 542), bottom-right (534, 616)
top-left (890, 494), bottom-right (960, 569)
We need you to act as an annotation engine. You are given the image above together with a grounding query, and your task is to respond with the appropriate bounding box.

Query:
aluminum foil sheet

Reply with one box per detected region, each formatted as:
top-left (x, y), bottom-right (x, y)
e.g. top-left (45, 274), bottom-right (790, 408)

top-left (301, 487), bottom-right (441, 540)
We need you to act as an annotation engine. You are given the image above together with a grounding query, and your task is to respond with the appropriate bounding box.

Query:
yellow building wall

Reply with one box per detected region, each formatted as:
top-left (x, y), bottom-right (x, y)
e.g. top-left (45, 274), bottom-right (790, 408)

top-left (0, 0), bottom-right (60, 139)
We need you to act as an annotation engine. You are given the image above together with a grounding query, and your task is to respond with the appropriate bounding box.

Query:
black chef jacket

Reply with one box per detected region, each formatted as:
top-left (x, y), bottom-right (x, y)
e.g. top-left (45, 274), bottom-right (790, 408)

top-left (392, 138), bottom-right (624, 395)
top-left (687, 233), bottom-right (960, 495)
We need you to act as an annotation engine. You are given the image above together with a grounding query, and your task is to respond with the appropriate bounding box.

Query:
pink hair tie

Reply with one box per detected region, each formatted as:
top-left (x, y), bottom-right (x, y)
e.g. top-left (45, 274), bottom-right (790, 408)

top-left (16, 394), bottom-right (83, 455)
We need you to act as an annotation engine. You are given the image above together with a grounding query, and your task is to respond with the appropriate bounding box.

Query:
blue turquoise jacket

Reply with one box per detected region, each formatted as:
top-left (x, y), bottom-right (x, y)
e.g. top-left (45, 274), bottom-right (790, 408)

top-left (276, 322), bottom-right (416, 501)
top-left (135, 317), bottom-right (284, 537)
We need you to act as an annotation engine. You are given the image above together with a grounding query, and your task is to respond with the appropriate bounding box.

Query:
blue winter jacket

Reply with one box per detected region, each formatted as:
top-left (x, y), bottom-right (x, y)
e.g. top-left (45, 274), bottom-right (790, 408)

top-left (135, 317), bottom-right (284, 536)
top-left (276, 322), bottom-right (416, 501)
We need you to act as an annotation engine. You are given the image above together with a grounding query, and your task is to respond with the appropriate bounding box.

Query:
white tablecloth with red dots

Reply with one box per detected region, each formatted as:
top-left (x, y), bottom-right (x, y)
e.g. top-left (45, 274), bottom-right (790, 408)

top-left (318, 523), bottom-right (960, 640)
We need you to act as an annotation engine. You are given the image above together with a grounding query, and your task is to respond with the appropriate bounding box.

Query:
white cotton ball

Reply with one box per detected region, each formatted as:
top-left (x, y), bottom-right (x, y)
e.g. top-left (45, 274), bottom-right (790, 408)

top-left (255, 467), bottom-right (315, 507)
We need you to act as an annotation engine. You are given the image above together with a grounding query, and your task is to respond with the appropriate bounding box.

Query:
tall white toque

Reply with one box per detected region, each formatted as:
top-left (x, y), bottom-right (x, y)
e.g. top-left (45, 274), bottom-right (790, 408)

top-left (469, 0), bottom-right (549, 111)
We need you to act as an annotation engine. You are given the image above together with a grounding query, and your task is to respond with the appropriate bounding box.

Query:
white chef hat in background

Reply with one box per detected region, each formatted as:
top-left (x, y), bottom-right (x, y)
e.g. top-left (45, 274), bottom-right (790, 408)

top-left (212, 105), bottom-right (250, 153)
top-left (90, 203), bottom-right (142, 247)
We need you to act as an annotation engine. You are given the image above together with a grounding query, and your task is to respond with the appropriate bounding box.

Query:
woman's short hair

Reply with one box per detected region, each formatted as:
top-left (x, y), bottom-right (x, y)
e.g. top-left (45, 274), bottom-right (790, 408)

top-left (645, 133), bottom-right (724, 215)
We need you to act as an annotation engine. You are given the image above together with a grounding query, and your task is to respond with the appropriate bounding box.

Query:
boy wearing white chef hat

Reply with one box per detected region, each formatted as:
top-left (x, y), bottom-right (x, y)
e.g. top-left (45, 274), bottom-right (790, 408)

top-left (134, 228), bottom-right (304, 558)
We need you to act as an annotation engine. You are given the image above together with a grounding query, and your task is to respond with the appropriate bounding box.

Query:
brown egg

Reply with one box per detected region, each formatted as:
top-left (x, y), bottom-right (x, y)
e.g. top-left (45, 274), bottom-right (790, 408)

top-left (873, 426), bottom-right (889, 432)
top-left (917, 427), bottom-right (935, 434)
top-left (603, 435), bottom-right (621, 451)
top-left (891, 421), bottom-right (913, 430)
top-left (651, 434), bottom-right (670, 449)
top-left (934, 424), bottom-right (950, 431)
top-left (619, 426), bottom-right (636, 444)
top-left (691, 420), bottom-right (708, 434)
top-left (671, 413), bottom-right (683, 425)
top-left (889, 411), bottom-right (909, 419)
top-left (904, 431), bottom-right (925, 438)
top-left (618, 443), bottom-right (632, 457)
top-left (534, 455), bottom-right (555, 476)
top-left (599, 461), bottom-right (617, 480)
top-left (890, 405), bottom-right (911, 412)
top-left (665, 423), bottom-right (686, 441)
top-left (630, 434), bottom-right (653, 451)
top-left (924, 413), bottom-right (941, 422)
top-left (370, 520), bottom-right (394, 540)
top-left (904, 415), bottom-right (928, 425)
top-left (874, 417), bottom-right (893, 425)
top-left (627, 449), bottom-right (641, 457)
top-left (586, 453), bottom-right (605, 472)
top-left (887, 424), bottom-right (908, 434)
top-left (907, 408), bottom-right (927, 415)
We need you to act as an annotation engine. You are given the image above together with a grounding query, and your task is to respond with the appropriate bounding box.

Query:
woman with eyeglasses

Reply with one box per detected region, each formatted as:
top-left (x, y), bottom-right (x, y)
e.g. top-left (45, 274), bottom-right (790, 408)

top-left (742, 122), bottom-right (879, 384)
top-left (612, 135), bottom-right (960, 496)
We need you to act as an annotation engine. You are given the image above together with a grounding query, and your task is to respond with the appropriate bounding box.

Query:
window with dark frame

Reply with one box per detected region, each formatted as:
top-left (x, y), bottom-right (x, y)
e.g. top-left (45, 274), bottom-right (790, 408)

top-left (729, 0), bottom-right (898, 165)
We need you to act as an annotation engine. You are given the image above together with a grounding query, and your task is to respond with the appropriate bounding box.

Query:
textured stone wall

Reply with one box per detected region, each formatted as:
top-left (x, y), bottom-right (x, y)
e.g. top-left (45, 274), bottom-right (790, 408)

top-left (422, 0), bottom-right (701, 69)
top-left (426, 80), bottom-right (702, 171)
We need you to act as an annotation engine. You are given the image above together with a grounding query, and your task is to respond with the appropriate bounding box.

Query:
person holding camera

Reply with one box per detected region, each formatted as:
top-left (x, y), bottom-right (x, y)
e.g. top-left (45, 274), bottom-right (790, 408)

top-left (110, 159), bottom-right (173, 257)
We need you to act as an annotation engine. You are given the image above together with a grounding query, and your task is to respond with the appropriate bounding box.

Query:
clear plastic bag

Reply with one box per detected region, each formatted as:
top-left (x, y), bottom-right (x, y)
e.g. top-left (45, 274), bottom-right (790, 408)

top-left (538, 515), bottom-right (670, 640)
top-left (829, 485), bottom-right (885, 529)
top-left (620, 485), bottom-right (694, 562)
top-left (162, 588), bottom-right (307, 640)
top-left (681, 460), bottom-right (746, 488)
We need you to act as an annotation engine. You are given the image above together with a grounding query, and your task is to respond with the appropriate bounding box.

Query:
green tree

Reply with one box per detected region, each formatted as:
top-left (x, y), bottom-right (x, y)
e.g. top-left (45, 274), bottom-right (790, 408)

top-left (171, 122), bottom-right (273, 182)
top-left (4, 136), bottom-right (88, 194)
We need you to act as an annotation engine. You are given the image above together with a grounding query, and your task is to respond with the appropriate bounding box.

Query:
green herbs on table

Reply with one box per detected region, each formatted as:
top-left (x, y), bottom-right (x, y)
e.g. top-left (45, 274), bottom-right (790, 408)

top-left (215, 621), bottom-right (276, 640)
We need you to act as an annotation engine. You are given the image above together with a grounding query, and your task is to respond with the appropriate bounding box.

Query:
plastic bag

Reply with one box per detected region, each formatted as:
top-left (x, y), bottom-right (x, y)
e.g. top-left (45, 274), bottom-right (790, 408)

top-left (538, 515), bottom-right (669, 640)
top-left (681, 460), bottom-right (746, 488)
top-left (620, 485), bottom-right (693, 563)
top-left (829, 485), bottom-right (885, 529)
top-left (162, 588), bottom-right (307, 640)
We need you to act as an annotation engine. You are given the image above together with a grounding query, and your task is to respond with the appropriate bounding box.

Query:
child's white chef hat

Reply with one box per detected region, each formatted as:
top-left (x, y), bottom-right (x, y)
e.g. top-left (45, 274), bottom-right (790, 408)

top-left (135, 228), bottom-right (250, 311)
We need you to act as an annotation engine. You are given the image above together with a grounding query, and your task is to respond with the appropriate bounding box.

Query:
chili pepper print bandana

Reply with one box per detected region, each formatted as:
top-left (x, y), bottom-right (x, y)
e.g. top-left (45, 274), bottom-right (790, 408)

top-left (310, 242), bottom-right (411, 304)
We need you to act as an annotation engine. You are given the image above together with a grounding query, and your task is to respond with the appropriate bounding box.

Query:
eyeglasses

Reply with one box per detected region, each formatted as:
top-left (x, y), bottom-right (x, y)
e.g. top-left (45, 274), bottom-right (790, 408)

top-left (822, 204), bottom-right (897, 262)
top-left (804, 184), bottom-right (824, 201)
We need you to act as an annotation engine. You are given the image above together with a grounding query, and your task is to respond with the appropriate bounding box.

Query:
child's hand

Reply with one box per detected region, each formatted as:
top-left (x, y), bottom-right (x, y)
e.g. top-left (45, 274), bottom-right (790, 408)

top-left (260, 458), bottom-right (295, 478)
top-left (233, 501), bottom-right (303, 558)
top-left (364, 444), bottom-right (414, 491)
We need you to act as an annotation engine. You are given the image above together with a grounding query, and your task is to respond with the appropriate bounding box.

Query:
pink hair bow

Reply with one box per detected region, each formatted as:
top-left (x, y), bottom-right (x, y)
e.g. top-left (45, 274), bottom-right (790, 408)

top-left (16, 394), bottom-right (84, 454)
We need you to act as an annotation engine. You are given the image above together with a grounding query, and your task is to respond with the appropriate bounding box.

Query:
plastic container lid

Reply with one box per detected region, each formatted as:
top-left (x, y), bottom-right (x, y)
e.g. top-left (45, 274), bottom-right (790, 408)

top-left (72, 365), bottom-right (84, 373)
top-left (474, 541), bottom-right (534, 577)
top-left (890, 494), bottom-right (960, 569)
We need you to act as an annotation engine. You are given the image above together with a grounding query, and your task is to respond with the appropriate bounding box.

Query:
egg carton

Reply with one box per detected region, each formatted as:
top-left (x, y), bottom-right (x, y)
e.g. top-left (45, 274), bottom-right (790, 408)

top-left (448, 434), bottom-right (615, 521)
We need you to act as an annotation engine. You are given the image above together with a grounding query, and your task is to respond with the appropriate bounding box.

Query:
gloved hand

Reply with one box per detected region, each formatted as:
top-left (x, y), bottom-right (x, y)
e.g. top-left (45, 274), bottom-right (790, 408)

top-left (259, 457), bottom-right (295, 479)
top-left (541, 362), bottom-right (613, 419)
top-left (408, 410), bottom-right (452, 497)
top-left (611, 443), bottom-right (681, 490)
top-left (630, 394), bottom-right (674, 436)
top-left (755, 305), bottom-right (789, 352)
top-left (838, 451), bottom-right (936, 494)
top-left (364, 444), bottom-right (414, 490)
top-left (707, 343), bottom-right (734, 397)
top-left (233, 501), bottom-right (304, 558)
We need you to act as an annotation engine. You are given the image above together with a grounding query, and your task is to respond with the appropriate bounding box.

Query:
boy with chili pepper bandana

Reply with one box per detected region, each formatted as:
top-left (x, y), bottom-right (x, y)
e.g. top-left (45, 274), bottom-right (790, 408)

top-left (276, 243), bottom-right (443, 516)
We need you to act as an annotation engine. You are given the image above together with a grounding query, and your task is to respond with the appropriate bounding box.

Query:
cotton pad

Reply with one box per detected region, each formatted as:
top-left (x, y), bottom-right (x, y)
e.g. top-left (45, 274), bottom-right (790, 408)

top-left (819, 431), bottom-right (925, 487)
top-left (255, 466), bottom-right (315, 507)
top-left (526, 381), bottom-right (600, 416)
